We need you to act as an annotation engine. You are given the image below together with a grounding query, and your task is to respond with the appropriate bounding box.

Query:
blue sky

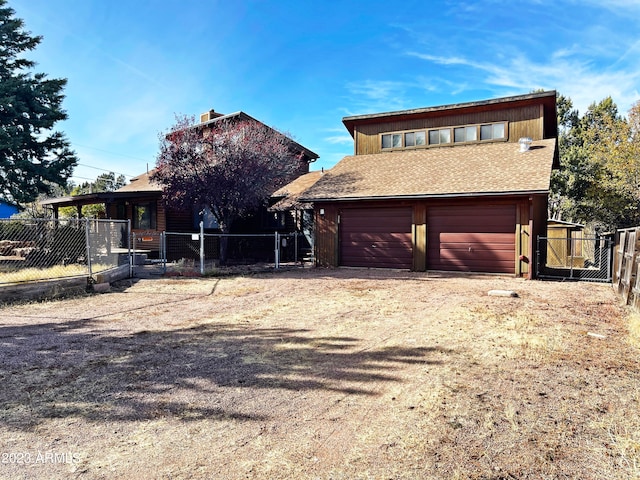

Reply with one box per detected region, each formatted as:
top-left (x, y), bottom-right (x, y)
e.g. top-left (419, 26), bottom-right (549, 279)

top-left (9, 0), bottom-right (640, 185)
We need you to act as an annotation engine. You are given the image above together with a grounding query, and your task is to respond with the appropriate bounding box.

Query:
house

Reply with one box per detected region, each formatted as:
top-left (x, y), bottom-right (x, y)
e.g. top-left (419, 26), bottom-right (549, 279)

top-left (0, 200), bottom-right (19, 218)
top-left (300, 91), bottom-right (558, 278)
top-left (41, 110), bottom-right (319, 258)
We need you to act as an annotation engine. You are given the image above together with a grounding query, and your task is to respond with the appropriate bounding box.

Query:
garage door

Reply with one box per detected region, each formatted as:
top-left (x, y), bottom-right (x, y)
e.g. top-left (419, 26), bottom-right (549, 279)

top-left (340, 207), bottom-right (412, 269)
top-left (427, 205), bottom-right (516, 274)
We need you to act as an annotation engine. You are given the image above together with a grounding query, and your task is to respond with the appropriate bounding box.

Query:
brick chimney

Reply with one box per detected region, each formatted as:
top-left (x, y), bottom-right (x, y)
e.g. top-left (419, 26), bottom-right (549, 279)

top-left (200, 109), bottom-right (223, 123)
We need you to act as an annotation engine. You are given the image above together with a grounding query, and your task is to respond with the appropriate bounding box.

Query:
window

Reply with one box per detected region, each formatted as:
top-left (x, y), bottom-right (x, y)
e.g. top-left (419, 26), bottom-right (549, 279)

top-left (428, 128), bottom-right (451, 145)
top-left (115, 203), bottom-right (127, 220)
top-left (405, 132), bottom-right (415, 147)
top-left (402, 131), bottom-right (426, 147)
top-left (480, 122), bottom-right (506, 141)
top-left (404, 131), bottom-right (426, 147)
top-left (382, 132), bottom-right (413, 149)
top-left (133, 202), bottom-right (156, 230)
top-left (454, 126), bottom-right (477, 143)
top-left (381, 122), bottom-right (506, 150)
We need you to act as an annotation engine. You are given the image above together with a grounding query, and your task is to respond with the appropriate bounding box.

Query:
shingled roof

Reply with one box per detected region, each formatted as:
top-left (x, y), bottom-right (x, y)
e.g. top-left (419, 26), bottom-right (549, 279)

top-left (269, 170), bottom-right (325, 211)
top-left (115, 170), bottom-right (162, 193)
top-left (301, 138), bottom-right (557, 202)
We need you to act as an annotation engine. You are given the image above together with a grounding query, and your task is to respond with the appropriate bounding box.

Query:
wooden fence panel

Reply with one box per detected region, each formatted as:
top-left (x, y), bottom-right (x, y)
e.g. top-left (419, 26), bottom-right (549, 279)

top-left (632, 256), bottom-right (640, 310)
top-left (620, 230), bottom-right (636, 303)
top-left (614, 230), bottom-right (626, 286)
top-left (614, 227), bottom-right (640, 308)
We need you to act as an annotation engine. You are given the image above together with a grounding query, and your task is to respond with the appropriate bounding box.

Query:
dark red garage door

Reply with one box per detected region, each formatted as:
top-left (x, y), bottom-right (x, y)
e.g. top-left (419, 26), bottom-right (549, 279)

top-left (427, 204), bottom-right (516, 274)
top-left (340, 207), bottom-right (413, 269)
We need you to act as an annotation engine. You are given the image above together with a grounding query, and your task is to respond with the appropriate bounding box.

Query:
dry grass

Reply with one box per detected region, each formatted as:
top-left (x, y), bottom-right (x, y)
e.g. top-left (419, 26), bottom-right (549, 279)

top-left (0, 263), bottom-right (112, 284)
top-left (0, 269), bottom-right (638, 479)
top-left (628, 311), bottom-right (640, 348)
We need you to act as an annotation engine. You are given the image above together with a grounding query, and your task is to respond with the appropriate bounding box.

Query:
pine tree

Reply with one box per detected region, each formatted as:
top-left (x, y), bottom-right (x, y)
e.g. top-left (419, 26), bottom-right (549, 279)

top-left (0, 0), bottom-right (77, 206)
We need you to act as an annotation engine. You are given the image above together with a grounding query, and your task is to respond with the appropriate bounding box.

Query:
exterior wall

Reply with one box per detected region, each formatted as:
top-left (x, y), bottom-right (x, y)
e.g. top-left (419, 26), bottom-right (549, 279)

top-left (530, 194), bottom-right (549, 278)
top-left (166, 206), bottom-right (195, 232)
top-left (354, 104), bottom-right (546, 155)
top-left (314, 203), bottom-right (340, 267)
top-left (106, 196), bottom-right (165, 251)
top-left (314, 195), bottom-right (544, 276)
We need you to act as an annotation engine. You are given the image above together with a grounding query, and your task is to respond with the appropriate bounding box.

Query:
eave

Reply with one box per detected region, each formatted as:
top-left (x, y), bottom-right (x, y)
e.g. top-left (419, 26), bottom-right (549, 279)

top-left (302, 189), bottom-right (549, 204)
top-left (342, 90), bottom-right (558, 139)
top-left (40, 190), bottom-right (162, 208)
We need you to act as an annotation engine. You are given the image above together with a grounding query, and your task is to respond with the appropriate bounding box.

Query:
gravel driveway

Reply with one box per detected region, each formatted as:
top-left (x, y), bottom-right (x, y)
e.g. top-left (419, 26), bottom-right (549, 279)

top-left (0, 268), bottom-right (637, 479)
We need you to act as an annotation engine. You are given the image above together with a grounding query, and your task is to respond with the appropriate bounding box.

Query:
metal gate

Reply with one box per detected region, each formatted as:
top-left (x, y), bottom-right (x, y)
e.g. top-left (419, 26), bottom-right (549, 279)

top-left (536, 236), bottom-right (613, 282)
top-left (131, 231), bottom-right (166, 277)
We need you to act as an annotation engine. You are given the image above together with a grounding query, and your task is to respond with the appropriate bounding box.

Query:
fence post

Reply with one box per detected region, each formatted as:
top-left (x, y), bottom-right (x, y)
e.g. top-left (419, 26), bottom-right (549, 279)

top-left (535, 236), bottom-right (541, 279)
top-left (570, 236), bottom-right (575, 280)
top-left (274, 231), bottom-right (280, 269)
top-left (161, 231), bottom-right (167, 274)
top-left (131, 232), bottom-right (136, 278)
top-left (85, 218), bottom-right (93, 277)
top-left (200, 221), bottom-right (205, 275)
top-left (607, 238), bottom-right (613, 283)
top-left (127, 221), bottom-right (132, 278)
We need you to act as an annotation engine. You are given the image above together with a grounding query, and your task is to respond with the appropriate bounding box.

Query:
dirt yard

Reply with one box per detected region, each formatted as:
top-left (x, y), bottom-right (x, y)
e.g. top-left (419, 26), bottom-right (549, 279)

top-left (0, 268), bottom-right (638, 479)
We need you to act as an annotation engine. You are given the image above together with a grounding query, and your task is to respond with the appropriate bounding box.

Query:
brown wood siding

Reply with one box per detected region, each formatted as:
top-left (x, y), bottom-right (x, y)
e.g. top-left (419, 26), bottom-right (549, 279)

top-left (531, 194), bottom-right (548, 279)
top-left (517, 202), bottom-right (531, 278)
top-left (340, 207), bottom-right (412, 269)
top-left (427, 204), bottom-right (516, 274)
top-left (315, 203), bottom-right (339, 267)
top-left (166, 206), bottom-right (194, 232)
top-left (126, 196), bottom-right (165, 251)
top-left (354, 105), bottom-right (544, 155)
top-left (413, 203), bottom-right (427, 271)
top-left (156, 200), bottom-right (166, 232)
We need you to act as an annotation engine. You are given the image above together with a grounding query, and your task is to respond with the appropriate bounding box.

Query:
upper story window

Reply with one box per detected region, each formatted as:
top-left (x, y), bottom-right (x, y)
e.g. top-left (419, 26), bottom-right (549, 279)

top-left (404, 131), bottom-right (426, 147)
top-left (454, 126), bottom-right (477, 143)
top-left (381, 133), bottom-right (402, 149)
top-left (480, 123), bottom-right (505, 140)
top-left (429, 128), bottom-right (451, 145)
top-left (381, 121), bottom-right (507, 150)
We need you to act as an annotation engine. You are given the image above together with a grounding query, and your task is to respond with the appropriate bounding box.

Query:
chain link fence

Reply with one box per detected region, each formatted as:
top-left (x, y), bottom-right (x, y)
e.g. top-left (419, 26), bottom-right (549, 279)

top-left (0, 218), bottom-right (130, 284)
top-left (536, 235), bottom-right (613, 282)
top-left (132, 228), bottom-right (310, 276)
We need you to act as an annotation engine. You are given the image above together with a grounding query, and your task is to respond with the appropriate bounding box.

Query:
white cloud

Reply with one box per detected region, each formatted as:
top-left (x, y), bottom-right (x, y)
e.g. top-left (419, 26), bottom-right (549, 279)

top-left (324, 135), bottom-right (353, 145)
top-left (580, 0), bottom-right (640, 10)
top-left (407, 50), bottom-right (640, 115)
top-left (343, 78), bottom-right (440, 114)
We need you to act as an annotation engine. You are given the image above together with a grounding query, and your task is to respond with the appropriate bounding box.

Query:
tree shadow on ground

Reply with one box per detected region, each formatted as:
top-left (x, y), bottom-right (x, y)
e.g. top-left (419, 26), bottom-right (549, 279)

top-left (0, 318), bottom-right (450, 429)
